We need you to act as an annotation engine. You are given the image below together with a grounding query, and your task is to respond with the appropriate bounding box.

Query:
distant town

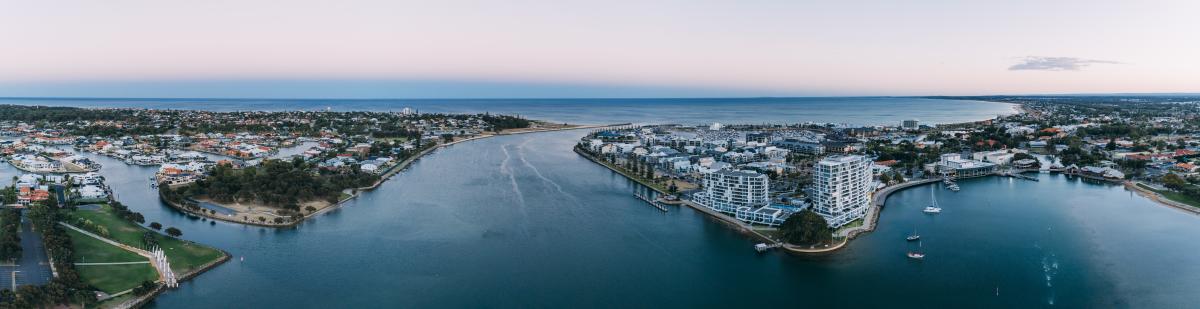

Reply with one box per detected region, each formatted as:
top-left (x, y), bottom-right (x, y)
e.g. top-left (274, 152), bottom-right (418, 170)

top-left (576, 95), bottom-right (1200, 253)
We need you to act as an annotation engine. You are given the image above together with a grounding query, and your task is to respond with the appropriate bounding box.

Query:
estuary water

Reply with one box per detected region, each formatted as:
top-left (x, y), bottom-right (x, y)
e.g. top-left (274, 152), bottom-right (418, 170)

top-left (2, 98), bottom-right (1196, 308)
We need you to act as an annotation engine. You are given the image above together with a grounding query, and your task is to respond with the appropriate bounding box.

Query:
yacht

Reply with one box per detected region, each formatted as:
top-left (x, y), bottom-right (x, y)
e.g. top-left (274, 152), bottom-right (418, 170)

top-left (924, 186), bottom-right (942, 214)
top-left (906, 227), bottom-right (920, 241)
top-left (908, 241), bottom-right (926, 259)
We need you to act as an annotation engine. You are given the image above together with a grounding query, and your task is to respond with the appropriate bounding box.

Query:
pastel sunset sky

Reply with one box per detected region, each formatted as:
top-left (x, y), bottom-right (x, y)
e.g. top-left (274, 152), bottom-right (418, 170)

top-left (1, 0), bottom-right (1197, 98)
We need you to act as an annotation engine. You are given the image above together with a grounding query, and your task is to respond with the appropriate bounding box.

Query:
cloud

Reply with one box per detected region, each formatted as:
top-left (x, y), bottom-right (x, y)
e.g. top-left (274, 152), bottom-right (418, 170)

top-left (1008, 56), bottom-right (1120, 71)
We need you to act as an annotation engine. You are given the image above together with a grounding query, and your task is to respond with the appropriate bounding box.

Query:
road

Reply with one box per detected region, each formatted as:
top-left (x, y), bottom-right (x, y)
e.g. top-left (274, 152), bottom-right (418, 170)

top-left (0, 213), bottom-right (54, 290)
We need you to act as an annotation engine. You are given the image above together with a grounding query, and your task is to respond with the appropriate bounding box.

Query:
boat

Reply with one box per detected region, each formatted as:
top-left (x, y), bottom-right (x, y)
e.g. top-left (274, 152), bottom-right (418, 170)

top-left (902, 227), bottom-right (921, 243)
top-left (924, 186), bottom-right (942, 214)
top-left (907, 241), bottom-right (925, 259)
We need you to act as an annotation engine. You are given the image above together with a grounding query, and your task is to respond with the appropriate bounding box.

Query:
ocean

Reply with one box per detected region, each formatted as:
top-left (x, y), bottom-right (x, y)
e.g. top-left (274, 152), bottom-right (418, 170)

top-left (0, 97), bottom-right (1016, 126)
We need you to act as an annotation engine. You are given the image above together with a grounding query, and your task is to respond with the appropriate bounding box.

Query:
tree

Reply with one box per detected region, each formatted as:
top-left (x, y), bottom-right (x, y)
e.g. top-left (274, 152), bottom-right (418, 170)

top-left (879, 173), bottom-right (892, 185)
top-left (165, 227), bottom-right (183, 238)
top-left (148, 222), bottom-right (162, 230)
top-left (779, 209), bottom-right (833, 246)
top-left (133, 281), bottom-right (157, 296)
top-left (1106, 138), bottom-right (1117, 151)
top-left (1162, 173), bottom-right (1188, 190)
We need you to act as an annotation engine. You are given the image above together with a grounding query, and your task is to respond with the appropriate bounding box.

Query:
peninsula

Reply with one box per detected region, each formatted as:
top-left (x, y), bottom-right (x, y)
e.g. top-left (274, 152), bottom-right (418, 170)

top-left (576, 95), bottom-right (1200, 253)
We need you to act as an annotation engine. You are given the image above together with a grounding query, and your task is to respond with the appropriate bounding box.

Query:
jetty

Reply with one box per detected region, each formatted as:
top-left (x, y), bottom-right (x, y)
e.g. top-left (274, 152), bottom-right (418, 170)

top-left (633, 193), bottom-right (668, 212)
top-left (997, 171), bottom-right (1039, 181)
top-left (755, 242), bottom-right (783, 252)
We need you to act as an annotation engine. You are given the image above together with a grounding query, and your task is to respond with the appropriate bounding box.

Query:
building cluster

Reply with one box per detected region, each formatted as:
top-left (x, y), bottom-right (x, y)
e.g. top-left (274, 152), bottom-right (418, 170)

top-left (583, 125), bottom-right (887, 228)
top-left (9, 172), bottom-right (109, 206)
top-left (157, 162), bottom-right (214, 188)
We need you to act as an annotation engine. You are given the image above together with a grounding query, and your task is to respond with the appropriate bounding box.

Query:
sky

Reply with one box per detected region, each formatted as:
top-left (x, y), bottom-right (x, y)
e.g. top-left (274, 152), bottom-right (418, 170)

top-left (1, 0), bottom-right (1197, 98)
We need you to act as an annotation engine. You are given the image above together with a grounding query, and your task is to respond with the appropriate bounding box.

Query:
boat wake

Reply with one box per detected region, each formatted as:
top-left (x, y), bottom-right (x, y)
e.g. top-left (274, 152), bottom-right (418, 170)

top-left (1042, 253), bottom-right (1059, 305)
top-left (499, 144), bottom-right (530, 224)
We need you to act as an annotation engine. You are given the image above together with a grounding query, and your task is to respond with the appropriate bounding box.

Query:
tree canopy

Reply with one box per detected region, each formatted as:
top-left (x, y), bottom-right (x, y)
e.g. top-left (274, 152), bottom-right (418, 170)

top-left (779, 209), bottom-right (834, 246)
top-left (171, 159), bottom-right (378, 208)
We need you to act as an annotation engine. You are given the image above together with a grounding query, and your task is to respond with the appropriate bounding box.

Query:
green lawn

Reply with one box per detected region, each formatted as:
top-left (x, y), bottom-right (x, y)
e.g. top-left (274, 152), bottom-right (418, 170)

top-left (67, 229), bottom-right (143, 263)
top-left (1140, 184), bottom-right (1200, 209)
top-left (71, 205), bottom-right (225, 273)
top-left (75, 264), bottom-right (158, 294)
top-left (65, 229), bottom-right (158, 294)
top-left (836, 219), bottom-right (865, 233)
top-left (752, 227), bottom-right (782, 240)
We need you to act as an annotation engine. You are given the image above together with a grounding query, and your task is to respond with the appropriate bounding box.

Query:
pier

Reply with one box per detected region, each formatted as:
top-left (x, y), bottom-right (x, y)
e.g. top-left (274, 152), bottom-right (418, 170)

top-left (997, 171), bottom-right (1039, 181)
top-left (755, 242), bottom-right (783, 252)
top-left (633, 193), bottom-right (669, 212)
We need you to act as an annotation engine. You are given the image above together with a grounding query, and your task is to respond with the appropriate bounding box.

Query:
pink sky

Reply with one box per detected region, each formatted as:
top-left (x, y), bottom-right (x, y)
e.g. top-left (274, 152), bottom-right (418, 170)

top-left (1, 0), bottom-right (1198, 97)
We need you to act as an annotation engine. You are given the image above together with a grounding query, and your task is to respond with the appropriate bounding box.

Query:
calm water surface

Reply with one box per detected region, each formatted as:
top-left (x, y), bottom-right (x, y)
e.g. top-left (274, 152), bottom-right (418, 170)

top-left (0, 98), bottom-right (1194, 307)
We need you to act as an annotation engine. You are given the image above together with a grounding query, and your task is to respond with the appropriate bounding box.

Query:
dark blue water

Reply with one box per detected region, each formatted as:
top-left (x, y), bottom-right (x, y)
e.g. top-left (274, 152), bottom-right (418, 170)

top-left (0, 97), bottom-right (1015, 126)
top-left (2, 98), bottom-right (1195, 308)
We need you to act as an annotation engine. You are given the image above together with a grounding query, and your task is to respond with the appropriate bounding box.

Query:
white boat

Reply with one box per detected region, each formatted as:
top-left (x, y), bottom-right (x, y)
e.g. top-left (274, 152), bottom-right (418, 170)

top-left (923, 186), bottom-right (942, 213)
top-left (908, 241), bottom-right (926, 259)
top-left (906, 227), bottom-right (920, 241)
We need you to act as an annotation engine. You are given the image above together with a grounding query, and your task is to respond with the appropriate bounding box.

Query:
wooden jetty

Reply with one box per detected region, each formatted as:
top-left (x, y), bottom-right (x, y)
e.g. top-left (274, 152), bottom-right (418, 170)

top-left (633, 193), bottom-right (669, 212)
top-left (998, 171), bottom-right (1039, 181)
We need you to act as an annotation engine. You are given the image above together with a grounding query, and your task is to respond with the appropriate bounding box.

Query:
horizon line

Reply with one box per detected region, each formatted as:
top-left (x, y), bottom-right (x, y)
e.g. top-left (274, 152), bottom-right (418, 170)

top-left (1, 92), bottom-right (1198, 102)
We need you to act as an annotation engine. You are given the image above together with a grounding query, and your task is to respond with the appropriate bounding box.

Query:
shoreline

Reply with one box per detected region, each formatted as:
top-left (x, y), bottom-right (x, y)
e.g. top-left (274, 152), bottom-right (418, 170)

top-left (1125, 181), bottom-right (1200, 216)
top-left (162, 123), bottom-right (623, 228)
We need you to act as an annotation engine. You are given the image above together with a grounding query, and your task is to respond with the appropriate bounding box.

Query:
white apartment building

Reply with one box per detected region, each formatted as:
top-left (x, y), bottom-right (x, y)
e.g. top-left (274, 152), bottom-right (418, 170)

top-left (813, 155), bottom-right (872, 228)
top-left (691, 169), bottom-right (769, 214)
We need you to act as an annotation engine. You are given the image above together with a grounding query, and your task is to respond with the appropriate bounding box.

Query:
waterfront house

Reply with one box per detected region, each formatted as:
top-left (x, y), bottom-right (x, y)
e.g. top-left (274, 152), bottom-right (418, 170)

top-left (937, 153), bottom-right (997, 178)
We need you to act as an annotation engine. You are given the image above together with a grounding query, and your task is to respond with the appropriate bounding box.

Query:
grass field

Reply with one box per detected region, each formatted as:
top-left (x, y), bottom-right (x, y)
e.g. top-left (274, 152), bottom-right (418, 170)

top-left (1139, 183), bottom-right (1200, 209)
top-left (66, 228), bottom-right (158, 294)
top-left (71, 204), bottom-right (225, 273)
